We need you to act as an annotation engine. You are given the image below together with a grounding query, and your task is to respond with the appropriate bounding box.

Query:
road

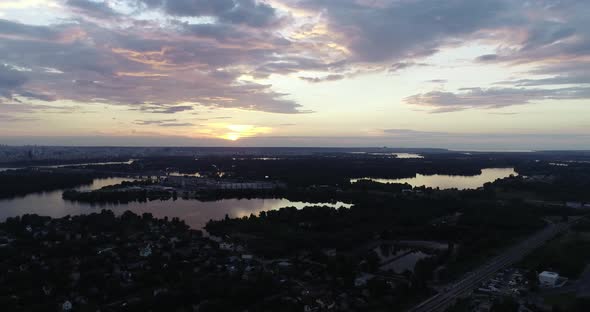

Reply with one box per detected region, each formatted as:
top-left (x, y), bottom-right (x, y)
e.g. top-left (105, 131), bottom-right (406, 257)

top-left (408, 216), bottom-right (585, 312)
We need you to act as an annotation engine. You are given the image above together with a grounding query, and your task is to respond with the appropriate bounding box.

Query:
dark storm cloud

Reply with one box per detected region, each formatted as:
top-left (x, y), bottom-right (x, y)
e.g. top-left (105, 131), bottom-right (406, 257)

top-left (177, 21), bottom-right (290, 47)
top-left (181, 23), bottom-right (244, 41)
top-left (468, 1), bottom-right (590, 87)
top-left (0, 65), bottom-right (56, 102)
top-left (254, 57), bottom-right (343, 78)
top-left (523, 25), bottom-right (575, 50)
top-left (293, 0), bottom-right (509, 62)
top-left (66, 0), bottom-right (120, 19)
top-left (385, 0), bottom-right (590, 112)
top-left (405, 87), bottom-right (590, 112)
top-left (0, 65), bottom-right (27, 93)
top-left (0, 19), bottom-right (60, 40)
top-left (136, 0), bottom-right (280, 27)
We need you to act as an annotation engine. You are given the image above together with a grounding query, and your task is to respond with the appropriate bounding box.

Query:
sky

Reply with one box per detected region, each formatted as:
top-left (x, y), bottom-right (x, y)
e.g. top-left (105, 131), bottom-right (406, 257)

top-left (0, 0), bottom-right (589, 150)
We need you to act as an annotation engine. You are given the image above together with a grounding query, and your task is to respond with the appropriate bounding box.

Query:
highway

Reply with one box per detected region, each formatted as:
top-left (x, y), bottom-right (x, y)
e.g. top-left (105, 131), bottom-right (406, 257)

top-left (408, 217), bottom-right (585, 312)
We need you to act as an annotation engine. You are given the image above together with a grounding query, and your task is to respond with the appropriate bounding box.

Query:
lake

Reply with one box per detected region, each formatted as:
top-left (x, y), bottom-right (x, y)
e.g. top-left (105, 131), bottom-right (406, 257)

top-left (351, 168), bottom-right (517, 190)
top-left (0, 178), bottom-right (351, 229)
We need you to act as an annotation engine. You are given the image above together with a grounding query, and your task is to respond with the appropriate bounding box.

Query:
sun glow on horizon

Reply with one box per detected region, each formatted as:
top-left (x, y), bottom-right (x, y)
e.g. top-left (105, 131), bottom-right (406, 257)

top-left (223, 133), bottom-right (241, 141)
top-left (219, 125), bottom-right (272, 141)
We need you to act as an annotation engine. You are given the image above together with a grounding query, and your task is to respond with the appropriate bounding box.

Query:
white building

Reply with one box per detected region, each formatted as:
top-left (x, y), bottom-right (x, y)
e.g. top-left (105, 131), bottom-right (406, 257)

top-left (62, 300), bottom-right (73, 311)
top-left (539, 271), bottom-right (559, 287)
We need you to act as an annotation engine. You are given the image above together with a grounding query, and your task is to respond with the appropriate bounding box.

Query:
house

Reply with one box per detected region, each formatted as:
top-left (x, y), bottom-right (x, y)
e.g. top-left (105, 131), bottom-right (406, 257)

top-left (354, 273), bottom-right (375, 287)
top-left (62, 300), bottom-right (73, 311)
top-left (539, 271), bottom-right (559, 287)
top-left (322, 249), bottom-right (337, 257)
top-left (219, 242), bottom-right (233, 250)
top-left (566, 202), bottom-right (583, 209)
top-left (139, 244), bottom-right (152, 257)
top-left (278, 261), bottom-right (292, 268)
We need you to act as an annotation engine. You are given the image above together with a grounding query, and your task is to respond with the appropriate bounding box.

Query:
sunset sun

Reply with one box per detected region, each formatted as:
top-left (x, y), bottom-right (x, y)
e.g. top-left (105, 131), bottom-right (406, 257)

top-left (219, 125), bottom-right (271, 141)
top-left (224, 133), bottom-right (241, 141)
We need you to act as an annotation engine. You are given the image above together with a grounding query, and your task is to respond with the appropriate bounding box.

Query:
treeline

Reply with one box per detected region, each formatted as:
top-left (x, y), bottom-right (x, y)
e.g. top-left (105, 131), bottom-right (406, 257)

top-left (62, 179), bottom-right (404, 204)
top-left (205, 196), bottom-right (545, 259)
top-left (0, 169), bottom-right (95, 199)
top-left (491, 161), bottom-right (590, 201)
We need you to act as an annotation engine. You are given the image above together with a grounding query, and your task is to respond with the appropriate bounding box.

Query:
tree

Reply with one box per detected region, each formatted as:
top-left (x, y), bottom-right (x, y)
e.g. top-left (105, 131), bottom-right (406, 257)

top-left (491, 298), bottom-right (519, 312)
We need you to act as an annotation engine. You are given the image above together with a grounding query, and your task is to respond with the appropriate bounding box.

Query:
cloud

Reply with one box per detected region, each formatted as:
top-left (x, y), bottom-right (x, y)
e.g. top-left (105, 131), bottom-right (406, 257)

top-left (0, 18), bottom-right (60, 40)
top-left (487, 112), bottom-right (518, 116)
top-left (476, 54), bottom-right (499, 62)
top-left (293, 0), bottom-right (508, 63)
top-left (0, 16), bottom-right (307, 114)
top-left (135, 105), bottom-right (195, 114)
top-left (405, 87), bottom-right (590, 112)
top-left (1, 0), bottom-right (590, 121)
top-left (500, 75), bottom-right (590, 87)
top-left (0, 64), bottom-right (27, 97)
top-left (65, 0), bottom-right (120, 19)
top-left (136, 0), bottom-right (280, 28)
top-left (390, 62), bottom-right (429, 72)
top-left (467, 1), bottom-right (590, 90)
top-left (0, 114), bottom-right (38, 122)
top-left (134, 119), bottom-right (194, 127)
top-left (299, 74), bottom-right (344, 83)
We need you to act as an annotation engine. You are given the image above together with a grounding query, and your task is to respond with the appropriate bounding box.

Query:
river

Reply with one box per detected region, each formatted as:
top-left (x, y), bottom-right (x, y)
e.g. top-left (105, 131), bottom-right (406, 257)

top-left (0, 178), bottom-right (351, 229)
top-left (350, 168), bottom-right (517, 190)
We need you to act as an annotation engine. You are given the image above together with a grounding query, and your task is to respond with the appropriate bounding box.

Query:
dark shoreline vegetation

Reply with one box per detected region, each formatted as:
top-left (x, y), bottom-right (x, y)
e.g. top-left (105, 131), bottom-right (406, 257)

top-left (0, 169), bottom-right (97, 199)
top-left (61, 179), bottom-right (374, 204)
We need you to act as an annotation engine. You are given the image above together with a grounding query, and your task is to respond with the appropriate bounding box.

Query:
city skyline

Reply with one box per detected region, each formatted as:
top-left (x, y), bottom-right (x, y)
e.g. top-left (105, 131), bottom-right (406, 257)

top-left (1, 0), bottom-right (589, 149)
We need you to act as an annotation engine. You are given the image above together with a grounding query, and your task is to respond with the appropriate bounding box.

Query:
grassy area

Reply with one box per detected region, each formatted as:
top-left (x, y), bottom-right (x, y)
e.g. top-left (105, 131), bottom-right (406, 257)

top-left (494, 189), bottom-right (544, 201)
top-left (543, 292), bottom-right (577, 310)
top-left (520, 231), bottom-right (590, 278)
